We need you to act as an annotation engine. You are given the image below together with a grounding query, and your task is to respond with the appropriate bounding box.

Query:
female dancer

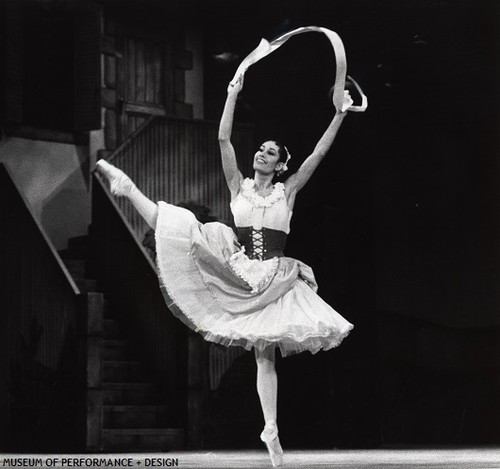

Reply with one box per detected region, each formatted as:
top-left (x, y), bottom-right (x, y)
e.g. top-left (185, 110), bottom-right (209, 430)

top-left (96, 73), bottom-right (354, 467)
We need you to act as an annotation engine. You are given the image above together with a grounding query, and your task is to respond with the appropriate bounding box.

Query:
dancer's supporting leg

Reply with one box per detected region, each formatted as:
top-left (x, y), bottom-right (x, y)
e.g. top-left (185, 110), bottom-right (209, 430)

top-left (96, 160), bottom-right (158, 230)
top-left (255, 347), bottom-right (283, 467)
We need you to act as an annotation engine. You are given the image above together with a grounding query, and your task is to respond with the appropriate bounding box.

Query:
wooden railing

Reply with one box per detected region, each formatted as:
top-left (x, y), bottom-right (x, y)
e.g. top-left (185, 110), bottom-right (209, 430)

top-left (92, 174), bottom-right (187, 426)
top-left (107, 115), bottom-right (254, 240)
top-left (0, 163), bottom-right (87, 451)
top-left (97, 116), bottom-right (254, 445)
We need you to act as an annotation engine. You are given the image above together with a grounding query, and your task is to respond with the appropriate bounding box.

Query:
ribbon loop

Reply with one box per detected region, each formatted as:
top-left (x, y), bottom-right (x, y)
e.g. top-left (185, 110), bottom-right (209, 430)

top-left (230, 26), bottom-right (368, 113)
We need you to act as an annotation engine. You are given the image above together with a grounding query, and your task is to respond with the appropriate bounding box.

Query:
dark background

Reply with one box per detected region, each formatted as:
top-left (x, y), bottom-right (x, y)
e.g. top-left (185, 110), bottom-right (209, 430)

top-left (194, 0), bottom-right (500, 448)
top-left (201, 0), bottom-right (500, 325)
top-left (2, 0), bottom-right (499, 450)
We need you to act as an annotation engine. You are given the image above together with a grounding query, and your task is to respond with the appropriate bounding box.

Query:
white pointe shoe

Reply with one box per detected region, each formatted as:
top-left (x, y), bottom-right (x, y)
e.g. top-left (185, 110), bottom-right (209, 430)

top-left (260, 422), bottom-right (283, 467)
top-left (95, 159), bottom-right (136, 196)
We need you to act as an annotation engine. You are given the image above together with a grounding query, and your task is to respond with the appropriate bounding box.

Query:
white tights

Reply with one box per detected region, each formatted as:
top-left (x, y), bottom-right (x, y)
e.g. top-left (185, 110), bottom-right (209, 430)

top-left (256, 347), bottom-right (283, 467)
top-left (96, 160), bottom-right (158, 229)
top-left (127, 188), bottom-right (159, 230)
top-left (98, 160), bottom-right (282, 460)
top-left (255, 347), bottom-right (278, 425)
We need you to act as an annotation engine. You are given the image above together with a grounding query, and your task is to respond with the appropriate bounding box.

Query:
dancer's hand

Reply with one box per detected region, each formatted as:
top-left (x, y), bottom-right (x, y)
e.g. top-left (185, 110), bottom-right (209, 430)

top-left (227, 73), bottom-right (244, 94)
top-left (336, 90), bottom-right (354, 115)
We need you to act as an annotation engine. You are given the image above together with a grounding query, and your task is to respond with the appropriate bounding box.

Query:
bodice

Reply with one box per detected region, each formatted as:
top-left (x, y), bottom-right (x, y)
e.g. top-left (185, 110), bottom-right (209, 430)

top-left (230, 178), bottom-right (292, 260)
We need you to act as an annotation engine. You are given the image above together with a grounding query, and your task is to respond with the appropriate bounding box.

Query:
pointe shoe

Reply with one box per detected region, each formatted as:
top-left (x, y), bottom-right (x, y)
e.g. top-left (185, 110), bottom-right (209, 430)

top-left (95, 159), bottom-right (136, 196)
top-left (260, 422), bottom-right (283, 467)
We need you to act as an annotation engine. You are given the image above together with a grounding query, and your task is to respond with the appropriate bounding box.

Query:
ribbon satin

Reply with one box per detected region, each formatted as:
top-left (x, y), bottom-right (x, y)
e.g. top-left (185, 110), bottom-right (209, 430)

top-left (229, 26), bottom-right (368, 113)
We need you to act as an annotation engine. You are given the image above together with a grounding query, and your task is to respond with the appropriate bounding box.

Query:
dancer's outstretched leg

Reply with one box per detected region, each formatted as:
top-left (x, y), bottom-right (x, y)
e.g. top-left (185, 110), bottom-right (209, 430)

top-left (255, 347), bottom-right (283, 467)
top-left (96, 160), bottom-right (158, 230)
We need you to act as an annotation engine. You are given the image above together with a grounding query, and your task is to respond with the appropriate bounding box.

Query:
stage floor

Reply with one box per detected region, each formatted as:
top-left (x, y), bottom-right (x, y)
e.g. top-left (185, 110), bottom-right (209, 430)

top-left (3, 449), bottom-right (500, 468)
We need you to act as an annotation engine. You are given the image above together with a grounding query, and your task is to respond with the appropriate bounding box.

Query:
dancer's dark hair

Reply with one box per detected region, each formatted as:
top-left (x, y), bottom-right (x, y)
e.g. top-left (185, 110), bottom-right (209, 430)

top-left (262, 139), bottom-right (288, 163)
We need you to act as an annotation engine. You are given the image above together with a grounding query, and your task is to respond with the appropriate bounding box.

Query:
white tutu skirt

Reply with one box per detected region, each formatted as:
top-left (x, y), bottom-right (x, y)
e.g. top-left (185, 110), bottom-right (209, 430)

top-left (155, 202), bottom-right (353, 357)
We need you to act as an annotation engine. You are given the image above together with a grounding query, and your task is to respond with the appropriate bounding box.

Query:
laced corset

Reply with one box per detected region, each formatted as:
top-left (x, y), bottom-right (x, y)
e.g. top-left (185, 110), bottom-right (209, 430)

top-left (230, 178), bottom-right (292, 261)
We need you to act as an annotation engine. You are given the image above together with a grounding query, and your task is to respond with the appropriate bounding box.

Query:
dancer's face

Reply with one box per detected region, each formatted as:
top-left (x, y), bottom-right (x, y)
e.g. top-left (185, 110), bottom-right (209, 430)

top-left (253, 141), bottom-right (284, 175)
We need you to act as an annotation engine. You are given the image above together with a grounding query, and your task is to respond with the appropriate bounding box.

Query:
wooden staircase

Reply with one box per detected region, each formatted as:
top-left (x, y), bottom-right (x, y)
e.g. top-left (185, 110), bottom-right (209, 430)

top-left (60, 233), bottom-right (185, 452)
top-left (59, 235), bottom-right (98, 293)
top-left (100, 313), bottom-right (184, 451)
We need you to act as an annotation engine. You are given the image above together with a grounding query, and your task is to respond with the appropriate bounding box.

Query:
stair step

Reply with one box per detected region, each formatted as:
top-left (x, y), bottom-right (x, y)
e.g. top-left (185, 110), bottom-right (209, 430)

top-left (104, 405), bottom-right (170, 428)
top-left (75, 278), bottom-right (99, 293)
top-left (103, 301), bottom-right (120, 319)
top-left (103, 383), bottom-right (159, 405)
top-left (62, 258), bottom-right (87, 277)
top-left (58, 248), bottom-right (75, 260)
top-left (102, 428), bottom-right (184, 451)
top-left (103, 360), bottom-right (144, 382)
top-left (102, 299), bottom-right (111, 318)
top-left (103, 340), bottom-right (129, 360)
top-left (68, 234), bottom-right (90, 250)
top-left (103, 319), bottom-right (121, 339)
top-left (64, 235), bottom-right (91, 258)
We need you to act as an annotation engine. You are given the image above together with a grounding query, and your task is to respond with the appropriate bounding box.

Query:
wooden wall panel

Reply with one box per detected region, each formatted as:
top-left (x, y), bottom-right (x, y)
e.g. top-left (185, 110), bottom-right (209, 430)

top-left (126, 37), bottom-right (164, 106)
top-left (74, 2), bottom-right (102, 131)
top-left (102, 117), bottom-right (254, 398)
top-left (92, 176), bottom-right (187, 423)
top-left (0, 164), bottom-right (82, 451)
top-left (109, 116), bottom-right (254, 240)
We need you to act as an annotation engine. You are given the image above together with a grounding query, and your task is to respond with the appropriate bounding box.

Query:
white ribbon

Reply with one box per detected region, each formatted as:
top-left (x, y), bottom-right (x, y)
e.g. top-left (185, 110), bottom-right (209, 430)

top-left (230, 26), bottom-right (368, 113)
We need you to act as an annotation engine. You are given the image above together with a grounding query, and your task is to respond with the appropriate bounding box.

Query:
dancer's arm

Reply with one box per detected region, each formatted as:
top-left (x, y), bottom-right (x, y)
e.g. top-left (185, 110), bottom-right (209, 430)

top-left (285, 91), bottom-right (352, 204)
top-left (218, 76), bottom-right (244, 200)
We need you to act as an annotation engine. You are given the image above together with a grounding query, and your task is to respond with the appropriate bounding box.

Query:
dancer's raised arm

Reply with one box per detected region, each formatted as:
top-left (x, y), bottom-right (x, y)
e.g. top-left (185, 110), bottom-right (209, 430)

top-left (218, 75), bottom-right (245, 200)
top-left (285, 91), bottom-right (353, 202)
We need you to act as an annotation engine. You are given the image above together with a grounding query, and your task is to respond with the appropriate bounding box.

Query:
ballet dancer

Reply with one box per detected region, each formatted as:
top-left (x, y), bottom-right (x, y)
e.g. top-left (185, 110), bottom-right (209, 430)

top-left (96, 71), bottom-right (354, 468)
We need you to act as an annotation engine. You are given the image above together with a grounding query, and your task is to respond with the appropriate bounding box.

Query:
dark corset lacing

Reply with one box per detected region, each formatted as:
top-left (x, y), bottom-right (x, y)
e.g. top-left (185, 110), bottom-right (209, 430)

top-left (237, 227), bottom-right (287, 261)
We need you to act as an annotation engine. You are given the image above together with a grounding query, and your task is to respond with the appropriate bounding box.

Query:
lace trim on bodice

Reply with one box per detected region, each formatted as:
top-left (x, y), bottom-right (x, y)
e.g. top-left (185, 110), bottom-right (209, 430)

top-left (228, 248), bottom-right (279, 293)
top-left (239, 178), bottom-right (285, 208)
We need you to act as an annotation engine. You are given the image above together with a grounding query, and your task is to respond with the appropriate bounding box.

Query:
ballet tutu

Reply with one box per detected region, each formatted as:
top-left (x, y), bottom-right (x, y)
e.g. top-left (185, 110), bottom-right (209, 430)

top-left (155, 202), bottom-right (353, 357)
